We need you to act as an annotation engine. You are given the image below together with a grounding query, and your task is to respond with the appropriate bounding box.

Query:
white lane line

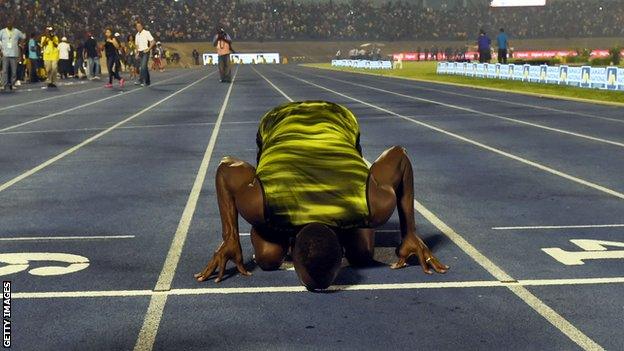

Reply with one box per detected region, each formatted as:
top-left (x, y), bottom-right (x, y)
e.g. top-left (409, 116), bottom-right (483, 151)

top-left (303, 69), bottom-right (624, 149)
top-left (0, 70), bottom-right (201, 133)
top-left (493, 224), bottom-right (624, 230)
top-left (273, 69), bottom-right (604, 351)
top-left (253, 66), bottom-right (294, 102)
top-left (0, 72), bottom-right (215, 194)
top-left (0, 86), bottom-right (101, 112)
top-left (277, 70), bottom-right (624, 201)
top-left (0, 120), bottom-right (261, 136)
top-left (12, 276), bottom-right (624, 299)
top-left (133, 68), bottom-right (238, 351)
top-left (413, 199), bottom-right (603, 351)
top-left (0, 235), bottom-right (134, 241)
top-left (331, 71), bottom-right (624, 125)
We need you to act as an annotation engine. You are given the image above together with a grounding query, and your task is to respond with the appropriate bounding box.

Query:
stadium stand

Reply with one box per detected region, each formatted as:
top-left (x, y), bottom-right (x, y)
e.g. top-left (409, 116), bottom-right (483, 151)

top-left (0, 0), bottom-right (622, 42)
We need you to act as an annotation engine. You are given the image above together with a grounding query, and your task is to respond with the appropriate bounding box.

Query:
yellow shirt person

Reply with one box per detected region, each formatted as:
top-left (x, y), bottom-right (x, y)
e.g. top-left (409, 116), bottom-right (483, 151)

top-left (41, 34), bottom-right (60, 61)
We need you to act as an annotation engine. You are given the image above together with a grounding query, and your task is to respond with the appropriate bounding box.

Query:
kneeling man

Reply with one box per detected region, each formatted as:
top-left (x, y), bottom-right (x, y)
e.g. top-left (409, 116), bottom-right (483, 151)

top-left (196, 101), bottom-right (448, 290)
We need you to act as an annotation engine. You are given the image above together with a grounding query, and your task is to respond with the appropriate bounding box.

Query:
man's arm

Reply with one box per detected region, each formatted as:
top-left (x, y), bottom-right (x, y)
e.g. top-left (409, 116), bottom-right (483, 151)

top-left (195, 157), bottom-right (263, 283)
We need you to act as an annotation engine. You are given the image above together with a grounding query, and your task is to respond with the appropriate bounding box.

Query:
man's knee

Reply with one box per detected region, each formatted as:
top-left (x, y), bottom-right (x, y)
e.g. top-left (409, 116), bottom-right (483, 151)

top-left (254, 250), bottom-right (284, 271)
top-left (386, 145), bottom-right (407, 157)
top-left (345, 247), bottom-right (374, 267)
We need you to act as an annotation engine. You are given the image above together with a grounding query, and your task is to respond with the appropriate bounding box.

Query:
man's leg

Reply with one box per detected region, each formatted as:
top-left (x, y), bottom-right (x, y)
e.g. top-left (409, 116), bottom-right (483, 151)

top-left (250, 226), bottom-right (289, 271)
top-left (338, 228), bottom-right (375, 267)
top-left (367, 146), bottom-right (416, 234)
top-left (218, 55), bottom-right (226, 81)
top-left (9, 58), bottom-right (17, 88)
top-left (1, 57), bottom-right (9, 88)
top-left (49, 60), bottom-right (58, 85)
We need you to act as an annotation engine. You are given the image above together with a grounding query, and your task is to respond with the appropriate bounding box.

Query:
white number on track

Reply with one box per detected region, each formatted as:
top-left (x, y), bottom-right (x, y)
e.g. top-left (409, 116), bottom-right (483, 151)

top-left (0, 253), bottom-right (89, 276)
top-left (542, 239), bottom-right (624, 265)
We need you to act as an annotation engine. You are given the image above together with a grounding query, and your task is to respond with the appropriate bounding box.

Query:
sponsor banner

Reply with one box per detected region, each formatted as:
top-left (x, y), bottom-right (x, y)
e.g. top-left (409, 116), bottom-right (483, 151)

top-left (527, 65), bottom-right (541, 82)
top-left (332, 60), bottom-right (392, 69)
top-left (558, 66), bottom-right (569, 85)
top-left (590, 67), bottom-right (607, 89)
top-left (203, 53), bottom-right (280, 65)
top-left (567, 66), bottom-right (582, 87)
top-left (437, 61), bottom-right (624, 91)
top-left (546, 65), bottom-right (560, 84)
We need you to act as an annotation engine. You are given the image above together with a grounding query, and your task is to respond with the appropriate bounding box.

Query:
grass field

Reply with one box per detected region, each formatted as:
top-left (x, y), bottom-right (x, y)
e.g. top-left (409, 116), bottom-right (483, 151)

top-left (305, 62), bottom-right (624, 105)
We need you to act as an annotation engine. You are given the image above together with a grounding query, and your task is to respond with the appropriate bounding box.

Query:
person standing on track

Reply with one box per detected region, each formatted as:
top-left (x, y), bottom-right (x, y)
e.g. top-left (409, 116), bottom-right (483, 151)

top-left (58, 37), bottom-right (71, 79)
top-left (27, 32), bottom-right (40, 83)
top-left (125, 34), bottom-right (138, 81)
top-left (84, 33), bottom-right (100, 80)
top-left (213, 28), bottom-right (233, 83)
top-left (195, 101), bottom-right (448, 290)
top-left (40, 26), bottom-right (60, 88)
top-left (0, 18), bottom-right (26, 91)
top-left (103, 29), bottom-right (124, 88)
top-left (477, 29), bottom-right (491, 64)
top-left (497, 28), bottom-right (509, 64)
top-left (135, 21), bottom-right (155, 87)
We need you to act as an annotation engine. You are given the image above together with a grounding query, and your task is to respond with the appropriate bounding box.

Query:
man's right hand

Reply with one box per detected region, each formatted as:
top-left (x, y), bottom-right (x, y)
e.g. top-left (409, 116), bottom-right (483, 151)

top-left (194, 238), bottom-right (251, 283)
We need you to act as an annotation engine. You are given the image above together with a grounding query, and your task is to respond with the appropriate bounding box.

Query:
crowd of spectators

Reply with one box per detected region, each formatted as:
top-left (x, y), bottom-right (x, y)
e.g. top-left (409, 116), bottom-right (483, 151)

top-left (1, 0), bottom-right (623, 42)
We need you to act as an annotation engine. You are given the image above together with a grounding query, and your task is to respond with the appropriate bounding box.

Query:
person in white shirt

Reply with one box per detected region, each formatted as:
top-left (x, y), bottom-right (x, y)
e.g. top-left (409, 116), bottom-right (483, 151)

top-left (58, 37), bottom-right (72, 79)
top-left (134, 21), bottom-right (154, 86)
top-left (0, 18), bottom-right (26, 91)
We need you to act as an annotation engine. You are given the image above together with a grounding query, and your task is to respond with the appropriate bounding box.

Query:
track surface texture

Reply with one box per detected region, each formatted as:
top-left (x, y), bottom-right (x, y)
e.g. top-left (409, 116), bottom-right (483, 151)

top-left (2, 65), bottom-right (623, 351)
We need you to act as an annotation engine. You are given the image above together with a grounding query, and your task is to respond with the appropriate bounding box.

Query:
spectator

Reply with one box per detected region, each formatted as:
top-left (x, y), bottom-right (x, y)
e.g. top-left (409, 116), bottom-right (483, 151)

top-left (497, 28), bottom-right (509, 64)
top-left (477, 30), bottom-right (491, 63)
top-left (40, 26), bottom-right (59, 88)
top-left (135, 21), bottom-right (155, 86)
top-left (0, 18), bottom-right (26, 91)
top-left (27, 32), bottom-right (40, 83)
top-left (58, 37), bottom-right (71, 79)
top-left (192, 48), bottom-right (200, 65)
top-left (152, 42), bottom-right (164, 72)
top-left (75, 39), bottom-right (86, 79)
top-left (125, 34), bottom-right (138, 80)
top-left (84, 33), bottom-right (100, 80)
top-left (213, 27), bottom-right (233, 83)
top-left (103, 28), bottom-right (124, 88)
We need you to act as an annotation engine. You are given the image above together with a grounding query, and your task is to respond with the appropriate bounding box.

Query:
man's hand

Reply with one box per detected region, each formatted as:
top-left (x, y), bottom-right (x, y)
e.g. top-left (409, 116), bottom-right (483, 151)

top-left (195, 238), bottom-right (252, 283)
top-left (391, 235), bottom-right (449, 274)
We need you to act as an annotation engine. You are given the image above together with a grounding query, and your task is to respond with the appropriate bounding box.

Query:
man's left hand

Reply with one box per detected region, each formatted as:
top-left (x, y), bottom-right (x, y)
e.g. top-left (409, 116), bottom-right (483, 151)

top-left (391, 235), bottom-right (449, 274)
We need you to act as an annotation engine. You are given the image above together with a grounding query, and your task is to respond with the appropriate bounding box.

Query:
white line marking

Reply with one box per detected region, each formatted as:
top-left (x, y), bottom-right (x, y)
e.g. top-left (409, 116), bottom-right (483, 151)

top-left (274, 69), bottom-right (604, 351)
top-left (253, 66), bottom-right (293, 102)
top-left (493, 224), bottom-right (624, 230)
top-left (333, 71), bottom-right (624, 124)
top-left (0, 70), bottom-right (201, 133)
top-left (134, 68), bottom-right (238, 351)
top-left (303, 70), bottom-right (624, 149)
top-left (0, 72), bottom-right (215, 194)
top-left (12, 276), bottom-right (624, 299)
top-left (0, 235), bottom-right (134, 241)
top-left (277, 70), bottom-right (624, 201)
top-left (0, 85), bottom-right (101, 112)
top-left (0, 120), bottom-right (260, 136)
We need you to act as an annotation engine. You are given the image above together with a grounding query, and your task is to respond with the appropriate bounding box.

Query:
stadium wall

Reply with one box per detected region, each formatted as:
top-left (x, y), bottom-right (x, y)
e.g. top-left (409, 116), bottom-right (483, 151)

top-left (164, 37), bottom-right (624, 66)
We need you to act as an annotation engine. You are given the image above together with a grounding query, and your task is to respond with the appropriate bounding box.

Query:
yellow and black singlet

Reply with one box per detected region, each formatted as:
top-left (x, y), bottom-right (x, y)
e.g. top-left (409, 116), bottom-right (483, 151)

top-left (256, 101), bottom-right (370, 229)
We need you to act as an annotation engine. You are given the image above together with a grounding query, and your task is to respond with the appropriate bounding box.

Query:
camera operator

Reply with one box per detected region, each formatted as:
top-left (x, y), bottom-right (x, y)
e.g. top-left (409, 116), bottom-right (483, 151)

top-left (41, 26), bottom-right (60, 88)
top-left (213, 28), bottom-right (234, 83)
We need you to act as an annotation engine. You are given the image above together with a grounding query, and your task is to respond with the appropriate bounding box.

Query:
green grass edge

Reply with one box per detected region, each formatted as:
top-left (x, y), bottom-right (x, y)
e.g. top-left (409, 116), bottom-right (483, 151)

top-left (301, 62), bottom-right (624, 107)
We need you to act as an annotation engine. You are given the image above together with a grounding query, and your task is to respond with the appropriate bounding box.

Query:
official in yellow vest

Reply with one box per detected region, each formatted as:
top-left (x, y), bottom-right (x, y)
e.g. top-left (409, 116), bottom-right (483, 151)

top-left (40, 27), bottom-right (60, 87)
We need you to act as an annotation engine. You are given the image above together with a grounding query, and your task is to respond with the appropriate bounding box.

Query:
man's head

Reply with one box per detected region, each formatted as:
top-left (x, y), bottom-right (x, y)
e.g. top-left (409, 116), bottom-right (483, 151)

top-left (6, 17), bottom-right (14, 30)
top-left (500, 28), bottom-right (505, 33)
top-left (135, 21), bottom-right (144, 32)
top-left (293, 223), bottom-right (343, 291)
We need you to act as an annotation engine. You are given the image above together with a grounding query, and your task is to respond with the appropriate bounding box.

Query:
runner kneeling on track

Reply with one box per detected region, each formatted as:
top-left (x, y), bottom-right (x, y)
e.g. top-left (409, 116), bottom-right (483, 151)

top-left (195, 101), bottom-right (448, 290)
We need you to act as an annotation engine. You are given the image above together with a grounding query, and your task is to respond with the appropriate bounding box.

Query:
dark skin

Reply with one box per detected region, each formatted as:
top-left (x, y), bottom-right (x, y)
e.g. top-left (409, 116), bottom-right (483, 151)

top-left (195, 145), bottom-right (448, 283)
